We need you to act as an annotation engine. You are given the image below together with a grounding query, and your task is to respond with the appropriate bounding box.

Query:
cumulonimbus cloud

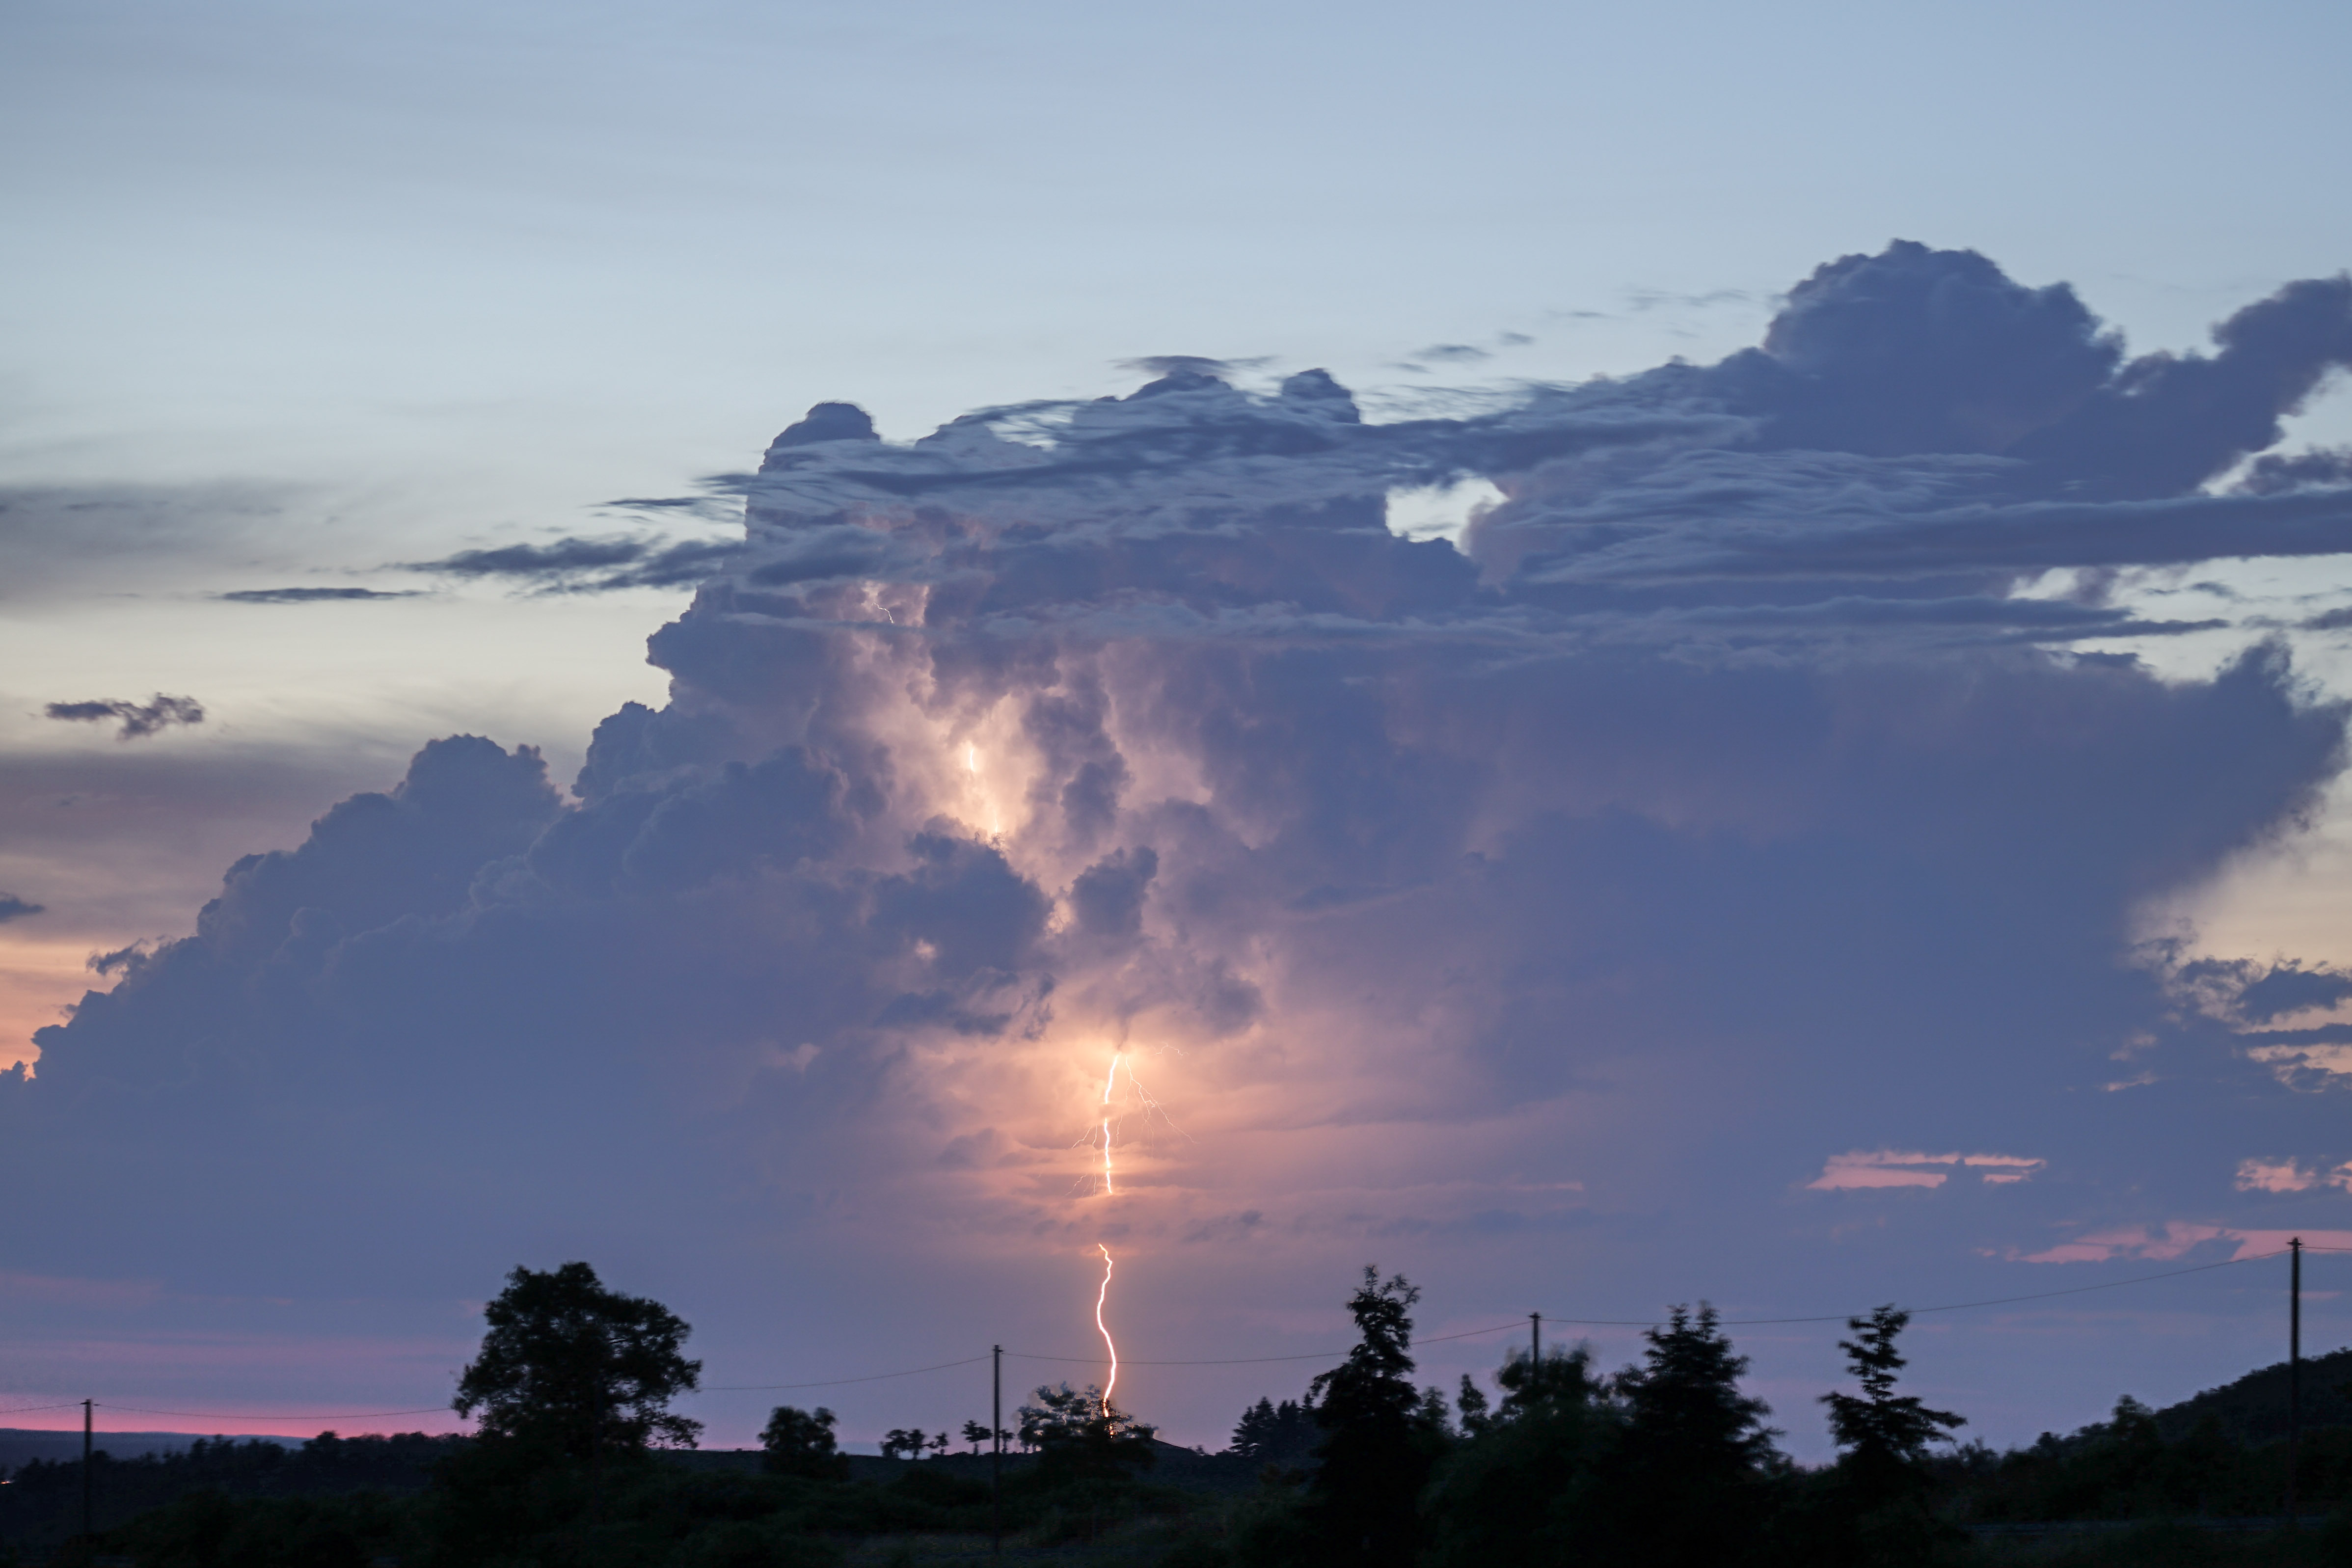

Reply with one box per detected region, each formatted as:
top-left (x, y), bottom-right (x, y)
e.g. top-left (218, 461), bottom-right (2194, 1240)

top-left (9, 243), bottom-right (2352, 1430)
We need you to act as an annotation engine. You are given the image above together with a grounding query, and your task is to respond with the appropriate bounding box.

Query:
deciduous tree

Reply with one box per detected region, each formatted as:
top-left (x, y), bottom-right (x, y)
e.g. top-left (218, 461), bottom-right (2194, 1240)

top-left (761, 1406), bottom-right (848, 1481)
top-left (453, 1261), bottom-right (702, 1464)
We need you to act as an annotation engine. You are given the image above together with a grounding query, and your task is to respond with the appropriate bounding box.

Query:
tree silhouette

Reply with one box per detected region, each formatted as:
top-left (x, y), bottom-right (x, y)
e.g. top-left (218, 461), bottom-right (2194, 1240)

top-left (1822, 1304), bottom-right (1965, 1502)
top-left (1296, 1268), bottom-right (1448, 1568)
top-left (452, 1261), bottom-right (701, 1463)
top-left (1422, 1346), bottom-right (1608, 1568)
top-left (1618, 1302), bottom-right (1777, 1481)
top-left (1231, 1395), bottom-right (1321, 1466)
top-left (1573, 1303), bottom-right (1779, 1567)
top-left (760, 1406), bottom-right (848, 1481)
top-left (878, 1429), bottom-right (930, 1461)
top-left (1015, 1383), bottom-right (1156, 1485)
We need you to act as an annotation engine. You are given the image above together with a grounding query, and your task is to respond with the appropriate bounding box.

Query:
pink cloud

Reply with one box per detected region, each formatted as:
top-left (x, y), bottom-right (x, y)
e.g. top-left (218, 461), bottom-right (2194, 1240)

top-left (2236, 1158), bottom-right (2319, 1192)
top-left (2231, 1157), bottom-right (2352, 1193)
top-left (2248, 1043), bottom-right (2352, 1083)
top-left (2020, 1223), bottom-right (2352, 1263)
top-left (1808, 1149), bottom-right (2045, 1191)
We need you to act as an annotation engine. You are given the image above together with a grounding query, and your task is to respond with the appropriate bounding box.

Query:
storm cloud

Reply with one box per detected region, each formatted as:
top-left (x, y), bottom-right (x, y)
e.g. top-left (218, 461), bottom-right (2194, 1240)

top-left (43, 694), bottom-right (206, 740)
top-left (10, 243), bottom-right (2352, 1445)
top-left (401, 535), bottom-right (743, 592)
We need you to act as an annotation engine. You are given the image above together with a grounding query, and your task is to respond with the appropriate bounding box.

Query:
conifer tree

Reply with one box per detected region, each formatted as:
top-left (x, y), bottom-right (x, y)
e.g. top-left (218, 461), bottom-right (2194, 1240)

top-left (1822, 1305), bottom-right (1965, 1502)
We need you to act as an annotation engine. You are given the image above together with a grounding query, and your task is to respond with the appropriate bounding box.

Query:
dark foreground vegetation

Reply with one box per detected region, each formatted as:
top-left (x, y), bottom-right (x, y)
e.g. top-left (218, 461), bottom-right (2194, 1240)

top-left (7, 1262), bottom-right (2352, 1568)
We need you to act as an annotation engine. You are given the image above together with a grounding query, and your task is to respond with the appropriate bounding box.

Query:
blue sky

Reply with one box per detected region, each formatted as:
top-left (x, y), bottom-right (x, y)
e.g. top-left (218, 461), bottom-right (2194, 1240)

top-left (5, 0), bottom-right (2352, 1460)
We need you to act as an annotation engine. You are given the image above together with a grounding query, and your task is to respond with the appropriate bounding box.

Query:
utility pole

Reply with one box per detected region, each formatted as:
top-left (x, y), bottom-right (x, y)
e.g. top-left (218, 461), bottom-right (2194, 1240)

top-left (81, 1398), bottom-right (93, 1541)
top-left (991, 1344), bottom-right (1002, 1559)
top-left (1530, 1313), bottom-right (1541, 1365)
top-left (2289, 1237), bottom-right (2303, 1524)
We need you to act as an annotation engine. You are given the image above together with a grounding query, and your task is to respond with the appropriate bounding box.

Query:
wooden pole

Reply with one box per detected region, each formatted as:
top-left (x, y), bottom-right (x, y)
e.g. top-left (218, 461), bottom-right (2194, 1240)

top-left (992, 1344), bottom-right (1002, 1558)
top-left (81, 1398), bottom-right (93, 1541)
top-left (2289, 1238), bottom-right (2302, 1524)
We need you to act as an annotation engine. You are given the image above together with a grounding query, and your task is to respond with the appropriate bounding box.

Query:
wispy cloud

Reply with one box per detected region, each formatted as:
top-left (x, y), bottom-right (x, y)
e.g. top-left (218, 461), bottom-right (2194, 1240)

top-left (398, 535), bottom-right (740, 593)
top-left (216, 587), bottom-right (421, 604)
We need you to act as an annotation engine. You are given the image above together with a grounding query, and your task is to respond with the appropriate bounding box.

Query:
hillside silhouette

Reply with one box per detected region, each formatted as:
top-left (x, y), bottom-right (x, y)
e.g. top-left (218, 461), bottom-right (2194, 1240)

top-left (2149, 1346), bottom-right (2352, 1445)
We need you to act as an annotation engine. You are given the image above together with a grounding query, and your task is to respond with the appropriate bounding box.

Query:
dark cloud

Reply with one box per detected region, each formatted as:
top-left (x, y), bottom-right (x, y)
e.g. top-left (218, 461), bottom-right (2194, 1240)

top-left (597, 495), bottom-right (746, 524)
top-left (2174, 957), bottom-right (2352, 1025)
top-left (43, 695), bottom-right (205, 740)
top-left (0, 894), bottom-right (43, 924)
top-left (400, 535), bottom-right (741, 592)
top-left (216, 587), bottom-right (422, 603)
top-left (12, 243), bottom-right (2352, 1447)
top-left (2240, 447), bottom-right (2352, 496)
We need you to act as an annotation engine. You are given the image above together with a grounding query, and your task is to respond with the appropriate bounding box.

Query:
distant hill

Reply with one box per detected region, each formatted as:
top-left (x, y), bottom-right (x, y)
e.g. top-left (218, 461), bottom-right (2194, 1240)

top-left (2151, 1345), bottom-right (2352, 1444)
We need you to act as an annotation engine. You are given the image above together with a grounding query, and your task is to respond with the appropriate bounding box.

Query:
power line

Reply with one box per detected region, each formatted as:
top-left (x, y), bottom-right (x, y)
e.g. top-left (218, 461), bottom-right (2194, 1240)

top-left (0, 1401), bottom-right (84, 1415)
top-left (1532, 1248), bottom-right (2292, 1328)
top-left (1006, 1252), bottom-right (2313, 1369)
top-left (702, 1356), bottom-right (991, 1392)
top-left (1008, 1321), bottom-right (1532, 1369)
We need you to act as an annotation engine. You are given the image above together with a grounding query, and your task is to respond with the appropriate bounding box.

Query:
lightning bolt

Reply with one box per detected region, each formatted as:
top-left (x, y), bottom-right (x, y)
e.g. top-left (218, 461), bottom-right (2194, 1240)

top-left (1100, 1049), bottom-right (1121, 1195)
top-left (1074, 1045), bottom-right (1187, 1199)
top-left (1078, 1043), bottom-right (1183, 1417)
top-left (1094, 1243), bottom-right (1118, 1416)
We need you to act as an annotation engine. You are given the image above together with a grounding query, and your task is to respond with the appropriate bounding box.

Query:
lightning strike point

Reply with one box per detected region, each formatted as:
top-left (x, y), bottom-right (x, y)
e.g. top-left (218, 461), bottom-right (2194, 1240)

top-left (1094, 1243), bottom-right (1118, 1415)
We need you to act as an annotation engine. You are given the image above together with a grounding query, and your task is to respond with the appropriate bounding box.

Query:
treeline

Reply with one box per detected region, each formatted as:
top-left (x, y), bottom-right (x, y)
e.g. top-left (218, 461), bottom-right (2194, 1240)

top-left (4, 1263), bottom-right (1200, 1568)
top-left (1938, 1398), bottom-right (2352, 1523)
top-left (16, 1260), bottom-right (2352, 1568)
top-left (0, 1432), bottom-right (465, 1545)
top-left (1196, 1269), bottom-right (2352, 1568)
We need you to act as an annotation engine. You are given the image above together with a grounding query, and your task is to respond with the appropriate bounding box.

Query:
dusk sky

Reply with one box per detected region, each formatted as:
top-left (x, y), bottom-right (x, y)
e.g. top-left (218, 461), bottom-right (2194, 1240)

top-left (8, 0), bottom-right (2352, 1464)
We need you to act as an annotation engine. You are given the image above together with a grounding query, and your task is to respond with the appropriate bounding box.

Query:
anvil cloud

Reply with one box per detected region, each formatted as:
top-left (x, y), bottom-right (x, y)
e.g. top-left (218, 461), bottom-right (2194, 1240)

top-left (9, 243), bottom-right (2352, 1449)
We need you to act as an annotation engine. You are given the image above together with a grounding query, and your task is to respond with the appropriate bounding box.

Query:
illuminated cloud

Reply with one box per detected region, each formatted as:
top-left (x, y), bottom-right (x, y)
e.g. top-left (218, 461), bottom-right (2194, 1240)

top-left (1809, 1151), bottom-right (2045, 1190)
top-left (2235, 1158), bottom-right (2319, 1192)
top-left (2020, 1224), bottom-right (2352, 1264)
top-left (2234, 1157), bottom-right (2352, 1193)
top-left (2245, 1040), bottom-right (2352, 1086)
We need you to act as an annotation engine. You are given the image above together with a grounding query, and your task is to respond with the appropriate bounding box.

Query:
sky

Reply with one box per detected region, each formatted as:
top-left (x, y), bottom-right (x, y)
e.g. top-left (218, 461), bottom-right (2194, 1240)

top-left (6, 0), bottom-right (2352, 1463)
